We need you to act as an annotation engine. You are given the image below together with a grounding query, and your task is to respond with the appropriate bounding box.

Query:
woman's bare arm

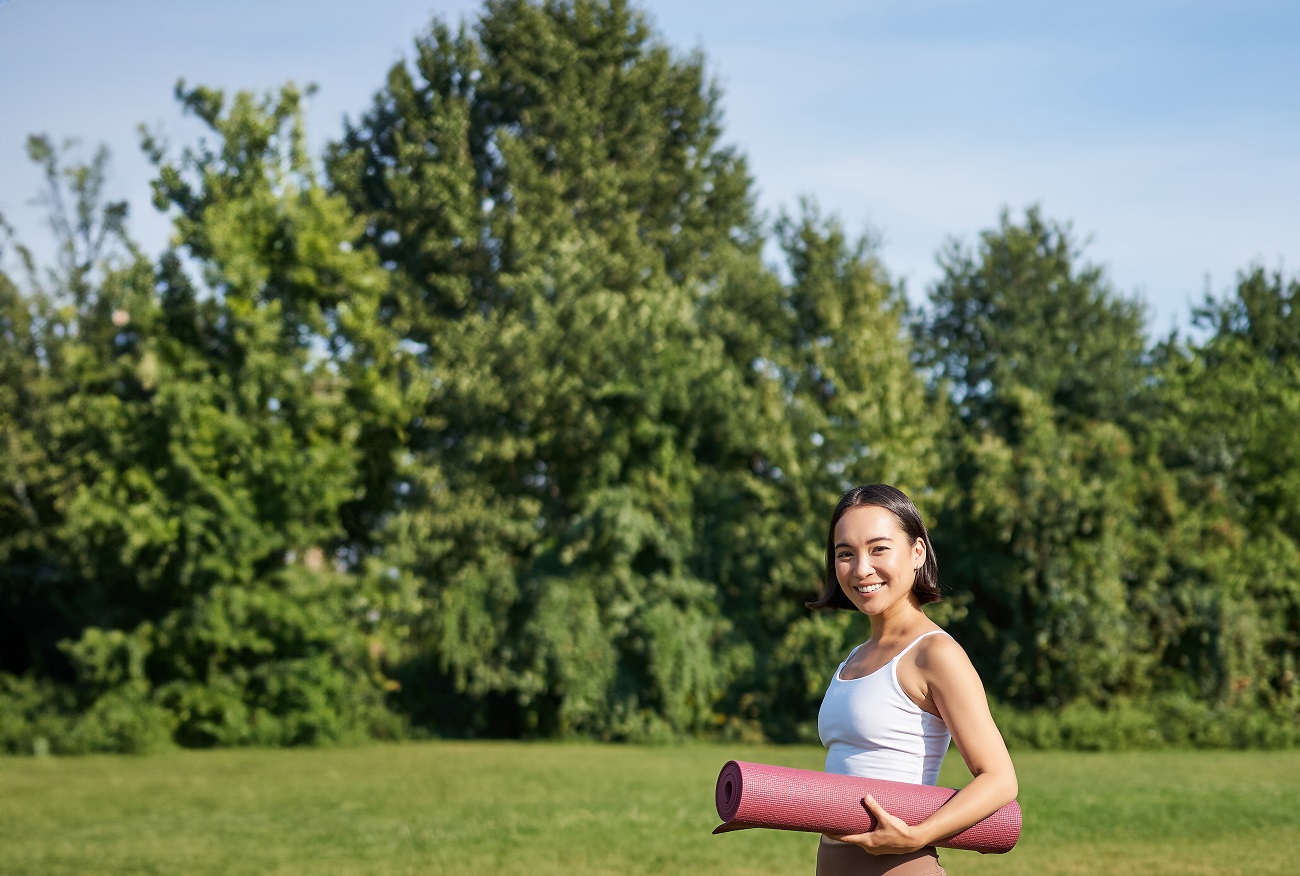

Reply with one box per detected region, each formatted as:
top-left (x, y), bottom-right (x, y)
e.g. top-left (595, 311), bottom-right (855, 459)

top-left (827, 635), bottom-right (1018, 854)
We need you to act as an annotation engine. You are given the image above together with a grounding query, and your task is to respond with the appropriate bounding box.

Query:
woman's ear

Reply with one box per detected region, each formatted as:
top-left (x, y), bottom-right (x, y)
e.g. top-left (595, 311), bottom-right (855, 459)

top-left (912, 538), bottom-right (926, 570)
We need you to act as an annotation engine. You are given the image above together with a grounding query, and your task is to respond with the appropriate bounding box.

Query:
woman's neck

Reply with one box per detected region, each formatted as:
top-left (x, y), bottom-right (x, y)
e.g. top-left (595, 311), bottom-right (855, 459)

top-left (867, 598), bottom-right (930, 642)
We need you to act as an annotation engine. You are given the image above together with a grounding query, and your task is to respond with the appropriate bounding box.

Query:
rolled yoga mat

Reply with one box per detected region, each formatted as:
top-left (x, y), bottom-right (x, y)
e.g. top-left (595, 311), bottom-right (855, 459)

top-left (713, 760), bottom-right (1021, 854)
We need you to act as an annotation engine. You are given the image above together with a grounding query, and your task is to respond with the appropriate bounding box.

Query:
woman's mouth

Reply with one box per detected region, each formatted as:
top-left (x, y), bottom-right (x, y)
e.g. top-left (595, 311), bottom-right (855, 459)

top-left (856, 583), bottom-right (884, 595)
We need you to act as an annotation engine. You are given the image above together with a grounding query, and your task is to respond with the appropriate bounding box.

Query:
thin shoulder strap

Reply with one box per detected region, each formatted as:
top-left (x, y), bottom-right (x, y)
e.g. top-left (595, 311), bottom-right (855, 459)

top-left (894, 629), bottom-right (948, 662)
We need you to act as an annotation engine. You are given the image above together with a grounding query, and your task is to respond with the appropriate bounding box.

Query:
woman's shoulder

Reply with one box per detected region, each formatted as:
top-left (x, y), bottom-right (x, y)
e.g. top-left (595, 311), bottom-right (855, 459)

top-left (912, 628), bottom-right (974, 671)
top-left (894, 628), bottom-right (975, 711)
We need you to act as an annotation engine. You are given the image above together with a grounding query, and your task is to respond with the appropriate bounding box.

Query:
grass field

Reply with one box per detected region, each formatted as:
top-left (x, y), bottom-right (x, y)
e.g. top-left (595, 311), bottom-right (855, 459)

top-left (2, 741), bottom-right (1298, 875)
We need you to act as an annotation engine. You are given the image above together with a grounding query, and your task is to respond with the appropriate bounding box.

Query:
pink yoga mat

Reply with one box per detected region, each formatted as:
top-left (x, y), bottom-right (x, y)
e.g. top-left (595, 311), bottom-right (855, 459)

top-left (713, 760), bottom-right (1021, 854)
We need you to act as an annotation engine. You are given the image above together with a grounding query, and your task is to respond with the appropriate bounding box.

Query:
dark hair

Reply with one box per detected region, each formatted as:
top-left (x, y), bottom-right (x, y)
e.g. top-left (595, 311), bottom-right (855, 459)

top-left (805, 483), bottom-right (941, 611)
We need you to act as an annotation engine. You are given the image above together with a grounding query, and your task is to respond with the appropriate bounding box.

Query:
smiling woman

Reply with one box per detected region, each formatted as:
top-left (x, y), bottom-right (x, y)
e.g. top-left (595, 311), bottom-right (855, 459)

top-left (804, 484), bottom-right (1018, 876)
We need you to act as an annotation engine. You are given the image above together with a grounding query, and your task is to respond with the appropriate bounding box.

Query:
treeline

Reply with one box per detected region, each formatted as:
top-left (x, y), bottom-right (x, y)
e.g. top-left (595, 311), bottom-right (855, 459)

top-left (1, 0), bottom-right (1296, 754)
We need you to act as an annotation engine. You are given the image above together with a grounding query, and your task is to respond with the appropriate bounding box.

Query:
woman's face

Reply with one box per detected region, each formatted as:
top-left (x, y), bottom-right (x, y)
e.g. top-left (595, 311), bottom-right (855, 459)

top-left (833, 504), bottom-right (926, 616)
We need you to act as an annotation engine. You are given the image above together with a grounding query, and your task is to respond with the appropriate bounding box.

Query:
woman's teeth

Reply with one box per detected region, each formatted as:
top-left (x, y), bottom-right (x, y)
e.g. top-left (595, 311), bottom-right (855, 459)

top-left (857, 583), bottom-right (884, 594)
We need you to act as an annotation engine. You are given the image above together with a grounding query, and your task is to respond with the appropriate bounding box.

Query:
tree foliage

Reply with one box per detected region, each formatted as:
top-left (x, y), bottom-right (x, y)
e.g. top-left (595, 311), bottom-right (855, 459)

top-left (915, 209), bottom-right (1181, 709)
top-left (2, 0), bottom-right (1296, 752)
top-left (919, 206), bottom-right (1147, 431)
top-left (1148, 269), bottom-right (1300, 716)
top-left (1, 88), bottom-right (410, 752)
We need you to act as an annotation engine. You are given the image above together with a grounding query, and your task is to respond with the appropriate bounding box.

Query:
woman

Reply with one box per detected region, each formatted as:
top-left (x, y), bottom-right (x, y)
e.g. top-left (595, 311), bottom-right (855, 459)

top-left (809, 484), bottom-right (1017, 876)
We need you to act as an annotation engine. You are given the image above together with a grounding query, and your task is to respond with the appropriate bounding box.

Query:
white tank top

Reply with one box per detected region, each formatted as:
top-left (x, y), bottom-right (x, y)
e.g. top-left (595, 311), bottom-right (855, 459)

top-left (818, 631), bottom-right (952, 784)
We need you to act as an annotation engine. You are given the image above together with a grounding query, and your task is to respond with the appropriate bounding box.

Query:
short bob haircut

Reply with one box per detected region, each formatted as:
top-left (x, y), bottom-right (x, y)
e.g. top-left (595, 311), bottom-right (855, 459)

top-left (806, 483), bottom-right (941, 611)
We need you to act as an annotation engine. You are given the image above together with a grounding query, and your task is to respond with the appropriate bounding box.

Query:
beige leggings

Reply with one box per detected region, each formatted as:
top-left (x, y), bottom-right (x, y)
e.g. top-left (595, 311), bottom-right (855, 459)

top-left (816, 837), bottom-right (945, 876)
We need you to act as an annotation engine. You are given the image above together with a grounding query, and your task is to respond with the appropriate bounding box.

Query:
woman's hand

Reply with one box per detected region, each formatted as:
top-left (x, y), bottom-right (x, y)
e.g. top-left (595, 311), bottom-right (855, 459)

top-left (822, 795), bottom-right (926, 856)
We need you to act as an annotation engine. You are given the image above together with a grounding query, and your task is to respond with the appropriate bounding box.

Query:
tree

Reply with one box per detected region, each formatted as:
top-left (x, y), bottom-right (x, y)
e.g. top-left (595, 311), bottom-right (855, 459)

top-left (918, 206), bottom-right (1147, 433)
top-left (914, 207), bottom-right (1175, 709)
top-left (326, 0), bottom-right (763, 739)
top-left (1150, 268), bottom-right (1300, 721)
top-left (942, 387), bottom-right (1181, 706)
top-left (0, 136), bottom-right (141, 687)
top-left (0, 85), bottom-right (415, 752)
top-left (695, 203), bottom-right (946, 739)
top-left (130, 81), bottom-right (416, 746)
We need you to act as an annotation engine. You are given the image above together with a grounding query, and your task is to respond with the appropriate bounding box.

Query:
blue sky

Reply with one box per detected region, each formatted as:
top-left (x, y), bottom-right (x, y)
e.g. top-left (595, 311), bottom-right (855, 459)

top-left (2, 0), bottom-right (1297, 334)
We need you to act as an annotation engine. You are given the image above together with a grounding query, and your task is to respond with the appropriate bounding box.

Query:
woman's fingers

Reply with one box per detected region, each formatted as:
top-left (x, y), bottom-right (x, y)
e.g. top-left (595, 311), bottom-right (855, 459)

top-left (828, 797), bottom-right (922, 855)
top-left (861, 794), bottom-right (892, 827)
top-left (854, 795), bottom-right (923, 854)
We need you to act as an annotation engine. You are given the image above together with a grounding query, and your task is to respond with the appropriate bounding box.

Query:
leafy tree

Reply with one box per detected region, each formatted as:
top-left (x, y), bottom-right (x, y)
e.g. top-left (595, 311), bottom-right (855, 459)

top-left (0, 86), bottom-right (414, 751)
top-left (326, 0), bottom-right (764, 739)
top-left (918, 206), bottom-right (1147, 432)
top-left (775, 205), bottom-right (943, 499)
top-left (695, 204), bottom-right (945, 739)
top-left (0, 136), bottom-right (141, 685)
top-left (943, 387), bottom-right (1180, 706)
top-left (915, 207), bottom-right (1174, 708)
top-left (1150, 268), bottom-right (1300, 717)
top-left (133, 81), bottom-right (417, 746)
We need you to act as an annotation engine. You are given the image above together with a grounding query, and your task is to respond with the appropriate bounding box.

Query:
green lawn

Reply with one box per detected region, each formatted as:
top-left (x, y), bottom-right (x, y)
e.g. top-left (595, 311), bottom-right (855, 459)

top-left (2, 742), bottom-right (1297, 875)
